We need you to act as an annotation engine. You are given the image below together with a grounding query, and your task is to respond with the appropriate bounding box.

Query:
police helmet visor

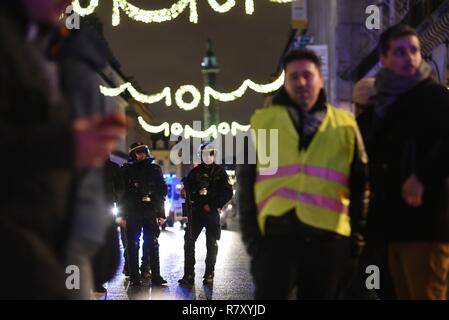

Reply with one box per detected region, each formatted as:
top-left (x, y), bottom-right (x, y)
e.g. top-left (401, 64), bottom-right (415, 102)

top-left (129, 145), bottom-right (148, 155)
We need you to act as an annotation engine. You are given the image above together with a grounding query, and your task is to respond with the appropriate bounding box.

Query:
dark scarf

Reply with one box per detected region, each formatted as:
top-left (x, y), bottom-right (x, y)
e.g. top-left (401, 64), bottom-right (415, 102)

top-left (272, 87), bottom-right (327, 150)
top-left (374, 61), bottom-right (432, 118)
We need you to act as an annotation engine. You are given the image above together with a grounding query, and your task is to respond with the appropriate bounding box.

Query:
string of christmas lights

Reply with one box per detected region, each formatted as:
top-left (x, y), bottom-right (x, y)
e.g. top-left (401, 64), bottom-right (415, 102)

top-left (72, 0), bottom-right (292, 25)
top-left (137, 117), bottom-right (251, 139)
top-left (203, 71), bottom-right (285, 106)
top-left (72, 0), bottom-right (99, 16)
top-left (99, 72), bottom-right (284, 111)
top-left (100, 83), bottom-right (173, 106)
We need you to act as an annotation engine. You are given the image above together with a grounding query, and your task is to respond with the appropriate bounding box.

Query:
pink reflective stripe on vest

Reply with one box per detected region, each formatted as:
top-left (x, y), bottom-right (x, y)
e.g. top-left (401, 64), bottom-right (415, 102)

top-left (257, 164), bottom-right (302, 181)
top-left (257, 164), bottom-right (348, 185)
top-left (257, 187), bottom-right (347, 214)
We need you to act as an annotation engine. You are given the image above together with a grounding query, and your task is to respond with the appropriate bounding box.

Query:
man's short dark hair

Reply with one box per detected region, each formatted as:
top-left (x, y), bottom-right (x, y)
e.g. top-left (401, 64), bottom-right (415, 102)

top-left (282, 49), bottom-right (322, 72)
top-left (379, 24), bottom-right (420, 56)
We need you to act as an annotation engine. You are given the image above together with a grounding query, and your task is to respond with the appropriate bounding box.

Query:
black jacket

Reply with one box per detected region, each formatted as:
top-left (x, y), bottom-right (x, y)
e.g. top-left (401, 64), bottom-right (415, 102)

top-left (104, 159), bottom-right (125, 204)
top-left (120, 159), bottom-right (168, 219)
top-left (184, 163), bottom-right (233, 214)
top-left (357, 77), bottom-right (449, 242)
top-left (237, 88), bottom-right (370, 257)
top-left (0, 8), bottom-right (75, 298)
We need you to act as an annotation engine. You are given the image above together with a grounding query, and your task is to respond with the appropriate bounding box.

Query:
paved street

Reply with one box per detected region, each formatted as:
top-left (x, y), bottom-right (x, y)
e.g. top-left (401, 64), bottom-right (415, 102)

top-left (98, 219), bottom-right (254, 300)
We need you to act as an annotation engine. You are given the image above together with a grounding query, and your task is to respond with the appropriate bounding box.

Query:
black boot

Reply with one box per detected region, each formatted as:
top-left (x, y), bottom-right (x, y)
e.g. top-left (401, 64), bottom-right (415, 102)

top-left (148, 238), bottom-right (167, 285)
top-left (205, 239), bottom-right (218, 278)
top-left (203, 273), bottom-right (214, 285)
top-left (178, 274), bottom-right (195, 286)
top-left (184, 237), bottom-right (196, 277)
top-left (151, 274), bottom-right (168, 286)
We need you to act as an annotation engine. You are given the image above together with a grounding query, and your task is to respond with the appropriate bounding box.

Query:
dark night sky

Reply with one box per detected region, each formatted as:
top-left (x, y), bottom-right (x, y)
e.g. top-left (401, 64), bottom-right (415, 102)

top-left (94, 0), bottom-right (292, 126)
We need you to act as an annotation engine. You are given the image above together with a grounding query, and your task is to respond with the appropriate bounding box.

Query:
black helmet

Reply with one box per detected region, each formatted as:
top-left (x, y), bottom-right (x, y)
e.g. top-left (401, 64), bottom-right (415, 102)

top-left (129, 142), bottom-right (152, 161)
top-left (199, 142), bottom-right (216, 155)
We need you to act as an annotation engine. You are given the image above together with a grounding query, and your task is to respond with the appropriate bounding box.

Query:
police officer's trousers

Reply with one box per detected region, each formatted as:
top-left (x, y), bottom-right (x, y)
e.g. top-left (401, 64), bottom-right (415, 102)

top-left (184, 211), bottom-right (221, 276)
top-left (126, 212), bottom-right (161, 282)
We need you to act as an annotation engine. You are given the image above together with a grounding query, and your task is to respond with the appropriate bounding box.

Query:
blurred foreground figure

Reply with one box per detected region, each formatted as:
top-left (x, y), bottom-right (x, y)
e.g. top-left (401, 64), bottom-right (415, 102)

top-left (57, 16), bottom-right (126, 299)
top-left (0, 0), bottom-right (126, 299)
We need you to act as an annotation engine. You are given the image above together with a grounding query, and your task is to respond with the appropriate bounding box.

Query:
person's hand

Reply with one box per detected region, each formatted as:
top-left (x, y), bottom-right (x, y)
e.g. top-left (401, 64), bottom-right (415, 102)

top-left (158, 217), bottom-right (165, 225)
top-left (203, 204), bottom-right (211, 213)
top-left (73, 112), bottom-right (129, 169)
top-left (402, 174), bottom-right (424, 208)
top-left (181, 188), bottom-right (187, 199)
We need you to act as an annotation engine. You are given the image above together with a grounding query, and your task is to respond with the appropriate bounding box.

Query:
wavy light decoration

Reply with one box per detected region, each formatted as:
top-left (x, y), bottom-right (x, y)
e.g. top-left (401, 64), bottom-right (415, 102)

top-left (99, 72), bottom-right (284, 111)
top-left (72, 0), bottom-right (292, 25)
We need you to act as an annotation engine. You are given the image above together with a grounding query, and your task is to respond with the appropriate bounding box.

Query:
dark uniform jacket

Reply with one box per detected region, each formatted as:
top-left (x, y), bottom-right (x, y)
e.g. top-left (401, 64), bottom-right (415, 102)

top-left (104, 159), bottom-right (124, 205)
top-left (184, 163), bottom-right (233, 215)
top-left (120, 158), bottom-right (168, 219)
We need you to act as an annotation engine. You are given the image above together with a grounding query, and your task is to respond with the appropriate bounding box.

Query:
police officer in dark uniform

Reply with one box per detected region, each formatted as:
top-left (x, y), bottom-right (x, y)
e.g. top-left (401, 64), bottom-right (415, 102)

top-left (120, 142), bottom-right (168, 287)
top-left (178, 142), bottom-right (233, 286)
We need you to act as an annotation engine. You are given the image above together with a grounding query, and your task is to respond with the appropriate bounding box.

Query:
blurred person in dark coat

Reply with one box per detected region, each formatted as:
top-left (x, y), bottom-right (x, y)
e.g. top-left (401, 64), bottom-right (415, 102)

top-left (57, 16), bottom-right (128, 298)
top-left (362, 25), bottom-right (449, 299)
top-left (0, 0), bottom-right (126, 299)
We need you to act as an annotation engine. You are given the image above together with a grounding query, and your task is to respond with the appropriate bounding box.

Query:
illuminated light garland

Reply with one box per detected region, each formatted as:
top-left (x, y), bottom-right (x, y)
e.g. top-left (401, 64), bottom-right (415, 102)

top-left (245, 0), bottom-right (255, 15)
top-left (72, 0), bottom-right (99, 16)
top-left (203, 71), bottom-right (285, 106)
top-left (207, 0), bottom-right (236, 13)
top-left (189, 0), bottom-right (198, 23)
top-left (100, 84), bottom-right (172, 106)
top-left (175, 85), bottom-right (202, 111)
top-left (72, 0), bottom-right (291, 25)
top-left (100, 72), bottom-right (284, 111)
top-left (171, 122), bottom-right (184, 136)
top-left (185, 124), bottom-right (218, 139)
top-left (217, 122), bottom-right (231, 135)
top-left (231, 122), bottom-right (251, 136)
top-left (112, 0), bottom-right (197, 26)
top-left (100, 82), bottom-right (130, 96)
top-left (137, 121), bottom-right (170, 137)
top-left (138, 117), bottom-right (251, 139)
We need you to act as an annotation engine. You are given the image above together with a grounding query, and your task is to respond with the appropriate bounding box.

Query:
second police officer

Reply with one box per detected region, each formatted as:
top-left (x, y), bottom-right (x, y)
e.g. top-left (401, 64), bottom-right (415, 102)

top-left (120, 142), bottom-right (168, 287)
top-left (178, 142), bottom-right (233, 286)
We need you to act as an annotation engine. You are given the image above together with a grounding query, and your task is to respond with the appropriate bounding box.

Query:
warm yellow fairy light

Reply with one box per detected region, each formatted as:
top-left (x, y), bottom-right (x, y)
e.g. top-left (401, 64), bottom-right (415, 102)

top-left (100, 72), bottom-right (283, 110)
top-left (231, 122), bottom-right (251, 135)
top-left (112, 0), bottom-right (197, 26)
top-left (185, 124), bottom-right (218, 139)
top-left (171, 123), bottom-right (184, 136)
top-left (73, 0), bottom-right (290, 25)
top-left (217, 122), bottom-right (231, 135)
top-left (100, 83), bottom-right (130, 96)
top-left (203, 71), bottom-right (285, 106)
top-left (245, 0), bottom-right (255, 14)
top-left (207, 0), bottom-right (236, 13)
top-left (137, 119), bottom-right (170, 136)
top-left (175, 85), bottom-right (202, 111)
top-left (72, 0), bottom-right (99, 16)
top-left (100, 84), bottom-right (172, 106)
top-left (138, 117), bottom-right (250, 138)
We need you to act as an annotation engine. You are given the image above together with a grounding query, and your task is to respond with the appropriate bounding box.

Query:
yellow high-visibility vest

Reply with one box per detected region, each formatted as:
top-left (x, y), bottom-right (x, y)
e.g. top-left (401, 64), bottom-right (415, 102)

top-left (251, 104), bottom-right (357, 236)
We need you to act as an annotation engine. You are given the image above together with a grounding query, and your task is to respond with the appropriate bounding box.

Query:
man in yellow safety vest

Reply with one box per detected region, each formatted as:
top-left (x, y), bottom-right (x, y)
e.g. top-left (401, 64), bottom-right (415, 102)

top-left (237, 49), bottom-right (370, 299)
